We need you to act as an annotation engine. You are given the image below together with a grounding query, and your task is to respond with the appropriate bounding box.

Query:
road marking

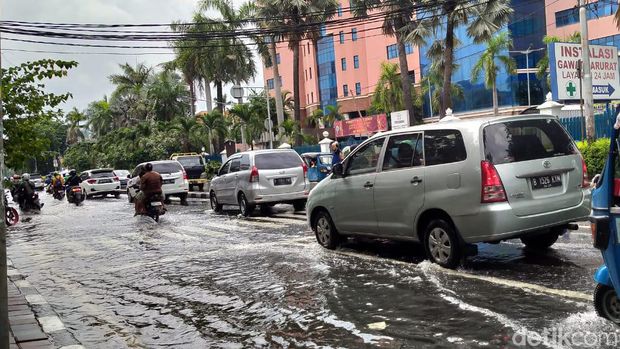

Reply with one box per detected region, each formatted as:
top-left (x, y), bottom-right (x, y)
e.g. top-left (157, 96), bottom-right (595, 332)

top-left (13, 279), bottom-right (31, 288)
top-left (25, 294), bottom-right (47, 305)
top-left (332, 250), bottom-right (591, 302)
top-left (38, 315), bottom-right (66, 333)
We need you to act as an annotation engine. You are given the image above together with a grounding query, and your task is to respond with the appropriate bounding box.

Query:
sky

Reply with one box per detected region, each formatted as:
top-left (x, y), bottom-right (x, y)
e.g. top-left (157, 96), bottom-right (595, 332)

top-left (1, 0), bottom-right (263, 113)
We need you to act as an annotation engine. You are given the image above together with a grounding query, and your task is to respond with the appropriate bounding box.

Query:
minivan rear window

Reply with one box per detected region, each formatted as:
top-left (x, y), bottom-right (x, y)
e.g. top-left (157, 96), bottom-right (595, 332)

top-left (483, 119), bottom-right (576, 165)
top-left (153, 162), bottom-right (183, 174)
top-left (91, 171), bottom-right (115, 178)
top-left (255, 152), bottom-right (302, 170)
top-left (177, 156), bottom-right (203, 167)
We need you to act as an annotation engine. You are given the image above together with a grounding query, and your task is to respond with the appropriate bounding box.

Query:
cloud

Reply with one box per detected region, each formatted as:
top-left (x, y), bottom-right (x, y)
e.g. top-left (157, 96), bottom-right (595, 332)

top-left (1, 0), bottom-right (263, 114)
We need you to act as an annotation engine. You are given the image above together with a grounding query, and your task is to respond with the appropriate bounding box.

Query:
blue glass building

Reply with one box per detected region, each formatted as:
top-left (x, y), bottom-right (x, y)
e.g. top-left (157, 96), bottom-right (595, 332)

top-left (317, 27), bottom-right (338, 112)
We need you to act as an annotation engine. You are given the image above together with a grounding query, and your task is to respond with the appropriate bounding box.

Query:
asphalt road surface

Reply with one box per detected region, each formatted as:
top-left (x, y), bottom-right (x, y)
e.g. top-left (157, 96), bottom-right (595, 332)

top-left (6, 193), bottom-right (620, 348)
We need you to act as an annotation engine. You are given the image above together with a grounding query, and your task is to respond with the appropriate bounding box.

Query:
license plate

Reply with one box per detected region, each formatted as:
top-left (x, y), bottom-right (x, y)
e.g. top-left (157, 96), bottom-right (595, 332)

top-left (274, 178), bottom-right (292, 186)
top-left (99, 179), bottom-right (112, 184)
top-left (151, 202), bottom-right (163, 207)
top-left (531, 174), bottom-right (562, 190)
top-left (163, 179), bottom-right (175, 184)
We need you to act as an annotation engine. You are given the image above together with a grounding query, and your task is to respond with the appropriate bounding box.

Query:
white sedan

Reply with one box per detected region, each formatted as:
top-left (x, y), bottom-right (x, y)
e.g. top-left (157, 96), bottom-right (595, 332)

top-left (79, 169), bottom-right (122, 199)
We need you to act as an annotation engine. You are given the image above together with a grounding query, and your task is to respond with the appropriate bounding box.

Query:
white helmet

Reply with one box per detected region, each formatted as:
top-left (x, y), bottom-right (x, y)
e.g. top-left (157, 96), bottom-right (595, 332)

top-left (21, 173), bottom-right (30, 181)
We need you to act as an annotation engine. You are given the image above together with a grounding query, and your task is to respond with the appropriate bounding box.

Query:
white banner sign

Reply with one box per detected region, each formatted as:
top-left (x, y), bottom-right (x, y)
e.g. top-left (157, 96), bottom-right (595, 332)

top-left (390, 110), bottom-right (410, 130)
top-left (550, 43), bottom-right (620, 101)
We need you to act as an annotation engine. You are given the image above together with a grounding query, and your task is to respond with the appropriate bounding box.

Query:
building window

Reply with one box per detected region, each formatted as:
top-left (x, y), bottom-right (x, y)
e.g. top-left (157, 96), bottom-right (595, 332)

top-left (337, 4), bottom-right (343, 17)
top-left (351, 28), bottom-right (358, 41)
top-left (339, 31), bottom-right (345, 44)
top-left (309, 67), bottom-right (312, 79)
top-left (555, 8), bottom-right (579, 27)
top-left (343, 84), bottom-right (349, 97)
top-left (341, 58), bottom-right (347, 71)
top-left (353, 55), bottom-right (359, 69)
top-left (276, 53), bottom-right (281, 64)
top-left (590, 33), bottom-right (620, 50)
top-left (556, 1), bottom-right (619, 27)
top-left (355, 82), bottom-right (361, 95)
top-left (405, 43), bottom-right (413, 55)
top-left (311, 92), bottom-right (314, 103)
top-left (386, 44), bottom-right (398, 59)
top-left (305, 70), bottom-right (308, 81)
top-left (307, 42), bottom-right (310, 53)
top-left (267, 79), bottom-right (274, 90)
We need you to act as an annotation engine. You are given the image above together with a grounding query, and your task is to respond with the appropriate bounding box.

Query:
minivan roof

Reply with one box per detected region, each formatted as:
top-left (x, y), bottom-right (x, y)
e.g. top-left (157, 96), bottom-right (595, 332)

top-left (370, 114), bottom-right (557, 138)
top-left (137, 160), bottom-right (181, 166)
top-left (230, 149), bottom-right (298, 156)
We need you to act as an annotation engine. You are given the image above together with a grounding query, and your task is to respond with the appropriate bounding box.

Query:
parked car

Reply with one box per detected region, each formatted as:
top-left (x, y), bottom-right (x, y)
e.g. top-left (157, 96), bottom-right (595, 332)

top-left (113, 170), bottom-right (130, 190)
top-left (306, 115), bottom-right (591, 268)
top-left (127, 160), bottom-right (189, 203)
top-left (79, 169), bottom-right (122, 199)
top-left (30, 173), bottom-right (44, 191)
top-left (170, 153), bottom-right (207, 192)
top-left (209, 149), bottom-right (309, 216)
top-left (301, 152), bottom-right (333, 186)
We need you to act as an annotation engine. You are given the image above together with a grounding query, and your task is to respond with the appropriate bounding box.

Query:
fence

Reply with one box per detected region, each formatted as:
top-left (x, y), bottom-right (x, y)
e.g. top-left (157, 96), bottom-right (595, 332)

top-left (560, 106), bottom-right (616, 141)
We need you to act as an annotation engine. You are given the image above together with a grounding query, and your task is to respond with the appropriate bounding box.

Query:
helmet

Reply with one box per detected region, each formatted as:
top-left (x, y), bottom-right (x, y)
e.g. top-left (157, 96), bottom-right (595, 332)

top-left (144, 163), bottom-right (153, 172)
top-left (69, 170), bottom-right (77, 176)
top-left (22, 173), bottom-right (30, 181)
top-left (53, 172), bottom-right (59, 176)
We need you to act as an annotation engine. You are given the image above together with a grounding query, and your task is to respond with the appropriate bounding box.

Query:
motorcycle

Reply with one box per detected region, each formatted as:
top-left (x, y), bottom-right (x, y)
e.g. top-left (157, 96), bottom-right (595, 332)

top-left (19, 193), bottom-right (42, 213)
top-left (591, 114), bottom-right (620, 325)
top-left (52, 186), bottom-right (65, 201)
top-left (66, 186), bottom-right (84, 206)
top-left (4, 196), bottom-right (18, 226)
top-left (134, 188), bottom-right (166, 222)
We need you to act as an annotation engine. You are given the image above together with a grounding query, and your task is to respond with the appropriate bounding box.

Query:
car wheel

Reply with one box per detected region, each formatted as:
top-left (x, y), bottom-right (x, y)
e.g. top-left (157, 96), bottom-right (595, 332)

top-left (238, 192), bottom-right (254, 217)
top-left (313, 210), bottom-right (340, 250)
top-left (423, 219), bottom-right (462, 269)
top-left (293, 200), bottom-right (306, 212)
top-left (521, 230), bottom-right (560, 250)
top-left (198, 184), bottom-right (204, 192)
top-left (594, 283), bottom-right (620, 324)
top-left (127, 190), bottom-right (134, 203)
top-left (114, 193), bottom-right (120, 199)
top-left (210, 191), bottom-right (222, 213)
top-left (179, 193), bottom-right (189, 206)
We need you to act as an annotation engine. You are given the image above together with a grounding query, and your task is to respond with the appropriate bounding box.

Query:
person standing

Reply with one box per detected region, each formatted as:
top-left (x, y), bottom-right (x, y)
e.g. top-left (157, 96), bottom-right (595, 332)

top-left (331, 141), bottom-right (343, 166)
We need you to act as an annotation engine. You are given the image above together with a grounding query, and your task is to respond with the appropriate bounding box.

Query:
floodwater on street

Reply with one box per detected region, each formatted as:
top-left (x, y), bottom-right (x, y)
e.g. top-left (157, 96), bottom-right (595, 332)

top-left (6, 193), bottom-right (620, 348)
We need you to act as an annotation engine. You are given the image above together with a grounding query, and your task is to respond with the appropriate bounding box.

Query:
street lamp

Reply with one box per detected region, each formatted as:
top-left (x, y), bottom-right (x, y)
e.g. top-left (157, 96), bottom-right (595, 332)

top-left (509, 46), bottom-right (545, 106)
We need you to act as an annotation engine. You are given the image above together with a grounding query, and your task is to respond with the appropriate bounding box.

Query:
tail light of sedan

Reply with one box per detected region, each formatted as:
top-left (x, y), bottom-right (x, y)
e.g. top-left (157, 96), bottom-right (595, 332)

top-left (87, 179), bottom-right (97, 184)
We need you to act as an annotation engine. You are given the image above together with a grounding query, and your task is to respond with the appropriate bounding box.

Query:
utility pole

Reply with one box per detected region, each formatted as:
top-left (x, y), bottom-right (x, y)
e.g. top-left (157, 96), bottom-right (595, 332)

top-left (577, 60), bottom-right (585, 141)
top-left (580, 0), bottom-right (595, 141)
top-left (0, 2), bottom-right (9, 346)
top-left (509, 47), bottom-right (545, 106)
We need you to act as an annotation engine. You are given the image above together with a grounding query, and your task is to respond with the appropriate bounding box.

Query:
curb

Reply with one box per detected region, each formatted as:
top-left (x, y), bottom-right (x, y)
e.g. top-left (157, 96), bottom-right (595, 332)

top-left (7, 258), bottom-right (83, 349)
top-left (187, 192), bottom-right (209, 199)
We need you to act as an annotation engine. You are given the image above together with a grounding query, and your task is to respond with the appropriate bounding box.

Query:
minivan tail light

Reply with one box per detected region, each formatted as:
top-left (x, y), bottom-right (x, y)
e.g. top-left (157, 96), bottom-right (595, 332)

top-left (250, 166), bottom-right (259, 182)
top-left (113, 176), bottom-right (119, 182)
top-left (87, 179), bottom-right (97, 184)
top-left (581, 158), bottom-right (589, 188)
top-left (182, 169), bottom-right (188, 181)
top-left (302, 162), bottom-right (308, 179)
top-left (481, 161), bottom-right (507, 203)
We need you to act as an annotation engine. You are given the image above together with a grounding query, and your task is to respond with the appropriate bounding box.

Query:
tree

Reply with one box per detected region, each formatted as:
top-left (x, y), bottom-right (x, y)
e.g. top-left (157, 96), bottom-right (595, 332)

top-left (148, 70), bottom-right (190, 121)
top-left (108, 63), bottom-right (153, 124)
top-left (2, 60), bottom-right (77, 169)
top-left (407, 0), bottom-right (512, 117)
top-left (66, 108), bottom-right (86, 145)
top-left (354, 0), bottom-right (419, 123)
top-left (471, 31), bottom-right (516, 116)
top-left (535, 32), bottom-right (580, 89)
top-left (372, 62), bottom-right (405, 114)
top-left (323, 104), bottom-right (343, 127)
top-left (171, 117), bottom-right (201, 152)
top-left (278, 118), bottom-right (302, 143)
top-left (201, 110), bottom-right (228, 153)
top-left (86, 97), bottom-right (113, 138)
top-left (615, 6), bottom-right (620, 30)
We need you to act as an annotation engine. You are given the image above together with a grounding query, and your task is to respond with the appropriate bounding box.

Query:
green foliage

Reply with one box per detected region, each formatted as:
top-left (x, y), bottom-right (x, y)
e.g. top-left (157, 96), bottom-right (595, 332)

top-left (205, 160), bottom-right (222, 180)
top-left (63, 142), bottom-right (98, 171)
top-left (2, 59), bottom-right (77, 169)
top-left (577, 138), bottom-right (610, 177)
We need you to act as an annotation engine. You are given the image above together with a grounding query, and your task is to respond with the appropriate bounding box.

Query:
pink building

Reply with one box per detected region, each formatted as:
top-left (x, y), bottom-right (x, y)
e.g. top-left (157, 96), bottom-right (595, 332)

top-left (262, 0), bottom-right (419, 130)
top-left (545, 0), bottom-right (619, 43)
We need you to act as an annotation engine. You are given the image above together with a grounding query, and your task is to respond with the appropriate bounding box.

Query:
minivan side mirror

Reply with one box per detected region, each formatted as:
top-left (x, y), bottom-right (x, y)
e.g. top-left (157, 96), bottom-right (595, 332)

top-left (332, 163), bottom-right (344, 178)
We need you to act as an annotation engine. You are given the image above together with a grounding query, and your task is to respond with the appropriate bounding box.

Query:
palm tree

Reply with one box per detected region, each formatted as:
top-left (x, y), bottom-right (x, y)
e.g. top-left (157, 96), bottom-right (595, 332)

top-left (201, 110), bottom-right (228, 154)
top-left (536, 32), bottom-right (580, 89)
top-left (372, 62), bottom-right (405, 114)
top-left (323, 104), bottom-right (342, 127)
top-left (148, 70), bottom-right (190, 122)
top-left (281, 90), bottom-right (295, 112)
top-left (354, 0), bottom-right (419, 122)
top-left (471, 31), bottom-right (516, 116)
top-left (109, 63), bottom-right (154, 123)
top-left (86, 96), bottom-right (113, 138)
top-left (615, 7), bottom-right (620, 29)
top-left (66, 108), bottom-right (86, 145)
top-left (278, 118), bottom-right (302, 143)
top-left (407, 0), bottom-right (512, 118)
top-left (421, 68), bottom-right (464, 118)
top-left (171, 117), bottom-right (201, 152)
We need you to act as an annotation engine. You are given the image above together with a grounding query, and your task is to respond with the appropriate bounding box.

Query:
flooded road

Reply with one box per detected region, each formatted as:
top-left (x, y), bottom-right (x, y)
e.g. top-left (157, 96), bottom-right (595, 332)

top-left (6, 193), bottom-right (620, 348)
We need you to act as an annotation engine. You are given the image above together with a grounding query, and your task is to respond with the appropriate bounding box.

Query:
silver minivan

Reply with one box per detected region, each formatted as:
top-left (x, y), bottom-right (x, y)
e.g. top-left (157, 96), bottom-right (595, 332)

top-left (210, 149), bottom-right (309, 216)
top-left (306, 115), bottom-right (591, 268)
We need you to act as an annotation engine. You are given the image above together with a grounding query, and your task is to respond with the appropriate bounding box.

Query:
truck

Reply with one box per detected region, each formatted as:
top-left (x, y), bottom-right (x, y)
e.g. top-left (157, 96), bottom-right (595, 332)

top-left (170, 153), bottom-right (208, 191)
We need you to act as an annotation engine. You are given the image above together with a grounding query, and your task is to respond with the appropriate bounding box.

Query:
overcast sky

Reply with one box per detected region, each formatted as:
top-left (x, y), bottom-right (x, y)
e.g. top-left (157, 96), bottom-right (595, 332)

top-left (1, 0), bottom-right (263, 114)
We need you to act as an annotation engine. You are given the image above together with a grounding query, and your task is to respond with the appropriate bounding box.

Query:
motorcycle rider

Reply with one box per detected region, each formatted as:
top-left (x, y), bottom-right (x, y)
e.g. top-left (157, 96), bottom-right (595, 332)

top-left (135, 163), bottom-right (163, 215)
top-left (16, 173), bottom-right (39, 209)
top-left (51, 172), bottom-right (65, 196)
top-left (65, 170), bottom-right (82, 197)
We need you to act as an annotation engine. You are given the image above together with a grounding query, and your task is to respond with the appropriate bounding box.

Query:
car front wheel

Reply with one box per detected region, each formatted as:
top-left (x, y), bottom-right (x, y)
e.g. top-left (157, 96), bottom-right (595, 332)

top-left (423, 219), bottom-right (462, 269)
top-left (313, 210), bottom-right (340, 250)
top-left (210, 191), bottom-right (222, 213)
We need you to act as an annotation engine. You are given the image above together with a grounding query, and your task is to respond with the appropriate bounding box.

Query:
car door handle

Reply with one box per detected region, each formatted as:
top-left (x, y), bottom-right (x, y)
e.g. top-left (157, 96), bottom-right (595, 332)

top-left (411, 176), bottom-right (423, 184)
top-left (363, 181), bottom-right (374, 188)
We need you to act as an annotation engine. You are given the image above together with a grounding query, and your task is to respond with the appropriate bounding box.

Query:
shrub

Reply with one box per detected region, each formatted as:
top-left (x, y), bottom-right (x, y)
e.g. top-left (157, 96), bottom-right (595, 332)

top-left (576, 138), bottom-right (610, 177)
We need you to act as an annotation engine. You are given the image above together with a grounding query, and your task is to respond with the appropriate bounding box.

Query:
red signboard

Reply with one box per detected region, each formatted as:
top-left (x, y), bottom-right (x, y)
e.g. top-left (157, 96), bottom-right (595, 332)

top-left (334, 114), bottom-right (388, 138)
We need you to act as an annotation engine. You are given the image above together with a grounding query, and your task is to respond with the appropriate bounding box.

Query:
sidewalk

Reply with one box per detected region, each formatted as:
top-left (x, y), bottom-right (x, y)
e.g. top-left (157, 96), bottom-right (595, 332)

top-left (6, 258), bottom-right (83, 349)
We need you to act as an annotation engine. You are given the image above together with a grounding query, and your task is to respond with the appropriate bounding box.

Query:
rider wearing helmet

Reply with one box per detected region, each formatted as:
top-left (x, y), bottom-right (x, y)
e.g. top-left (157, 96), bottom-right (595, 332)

top-left (16, 173), bottom-right (35, 208)
top-left (135, 163), bottom-right (163, 215)
top-left (65, 170), bottom-right (82, 189)
top-left (51, 171), bottom-right (64, 190)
